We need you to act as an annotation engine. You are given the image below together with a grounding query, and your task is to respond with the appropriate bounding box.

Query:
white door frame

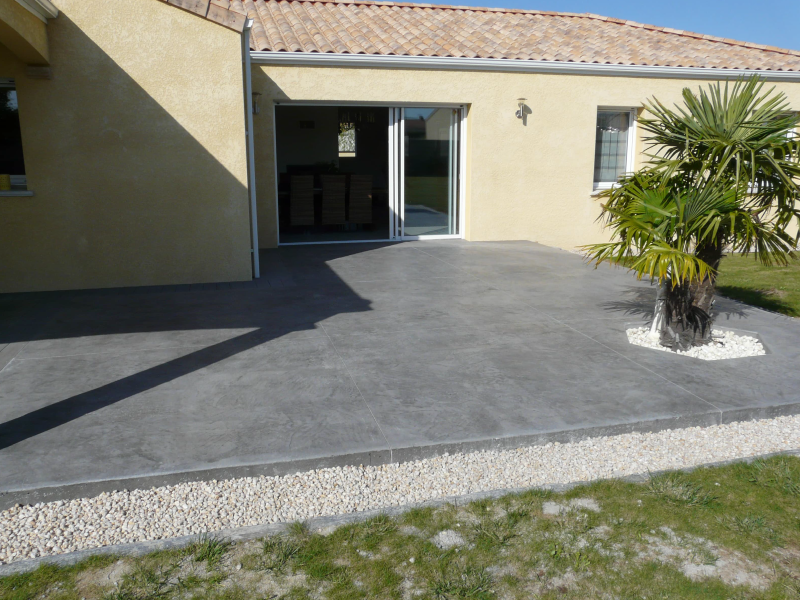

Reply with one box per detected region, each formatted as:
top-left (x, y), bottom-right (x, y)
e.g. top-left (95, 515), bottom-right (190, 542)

top-left (389, 106), bottom-right (466, 241)
top-left (274, 102), bottom-right (467, 246)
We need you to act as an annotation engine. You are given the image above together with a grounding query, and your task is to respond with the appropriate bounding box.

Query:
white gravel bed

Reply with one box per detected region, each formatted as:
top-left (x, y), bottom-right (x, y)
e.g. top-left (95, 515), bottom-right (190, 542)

top-left (1, 415), bottom-right (799, 565)
top-left (627, 326), bottom-right (766, 360)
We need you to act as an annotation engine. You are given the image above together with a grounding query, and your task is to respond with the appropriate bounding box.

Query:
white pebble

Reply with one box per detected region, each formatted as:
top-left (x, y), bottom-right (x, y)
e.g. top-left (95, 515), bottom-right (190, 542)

top-left (626, 327), bottom-right (766, 360)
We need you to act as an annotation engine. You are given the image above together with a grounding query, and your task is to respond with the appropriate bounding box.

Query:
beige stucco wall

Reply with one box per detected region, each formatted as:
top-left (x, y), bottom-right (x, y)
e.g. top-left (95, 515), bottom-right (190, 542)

top-left (252, 65), bottom-right (800, 250)
top-left (0, 0), bottom-right (252, 293)
top-left (0, 0), bottom-right (49, 64)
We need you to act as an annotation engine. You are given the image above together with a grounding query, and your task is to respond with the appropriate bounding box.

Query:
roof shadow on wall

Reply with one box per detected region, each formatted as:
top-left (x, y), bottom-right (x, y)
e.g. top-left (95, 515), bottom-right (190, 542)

top-left (0, 13), bottom-right (374, 457)
top-left (4, 11), bottom-right (251, 293)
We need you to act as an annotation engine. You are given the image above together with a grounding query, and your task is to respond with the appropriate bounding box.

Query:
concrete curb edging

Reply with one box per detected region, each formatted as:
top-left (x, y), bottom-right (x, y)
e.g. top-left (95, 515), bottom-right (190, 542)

top-left (1, 448), bottom-right (798, 577)
top-left (5, 400), bottom-right (800, 511)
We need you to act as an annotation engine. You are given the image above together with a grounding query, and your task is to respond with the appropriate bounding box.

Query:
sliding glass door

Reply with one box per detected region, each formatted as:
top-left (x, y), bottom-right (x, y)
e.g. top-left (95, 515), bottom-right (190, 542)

top-left (275, 105), bottom-right (390, 244)
top-left (389, 107), bottom-right (463, 240)
top-left (274, 104), bottom-right (463, 245)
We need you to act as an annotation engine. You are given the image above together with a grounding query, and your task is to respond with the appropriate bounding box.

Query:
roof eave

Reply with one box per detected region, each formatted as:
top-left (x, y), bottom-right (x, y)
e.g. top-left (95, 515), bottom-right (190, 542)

top-left (250, 51), bottom-right (800, 82)
top-left (15, 0), bottom-right (58, 23)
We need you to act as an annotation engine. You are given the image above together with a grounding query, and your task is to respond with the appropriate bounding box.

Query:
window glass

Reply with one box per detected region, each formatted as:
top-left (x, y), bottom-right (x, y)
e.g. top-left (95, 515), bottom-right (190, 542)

top-left (402, 107), bottom-right (459, 236)
top-left (0, 85), bottom-right (26, 190)
top-left (594, 111), bottom-right (630, 186)
top-left (338, 123), bottom-right (356, 157)
top-left (275, 105), bottom-right (390, 243)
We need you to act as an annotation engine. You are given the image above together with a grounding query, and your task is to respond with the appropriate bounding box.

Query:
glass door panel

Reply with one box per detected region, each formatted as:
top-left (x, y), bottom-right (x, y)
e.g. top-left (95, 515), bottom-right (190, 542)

top-left (275, 105), bottom-right (390, 244)
top-left (401, 108), bottom-right (460, 237)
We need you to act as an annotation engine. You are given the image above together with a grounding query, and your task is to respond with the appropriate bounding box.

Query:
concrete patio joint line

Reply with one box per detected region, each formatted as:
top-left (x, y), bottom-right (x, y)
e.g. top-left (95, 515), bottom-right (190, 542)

top-left (554, 320), bottom-right (725, 418)
top-left (409, 245), bottom-right (724, 420)
top-left (318, 323), bottom-right (393, 461)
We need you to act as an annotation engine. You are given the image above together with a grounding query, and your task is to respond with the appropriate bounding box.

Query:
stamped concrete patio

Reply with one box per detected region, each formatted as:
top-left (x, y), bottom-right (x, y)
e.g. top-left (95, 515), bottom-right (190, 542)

top-left (1, 241), bottom-right (798, 507)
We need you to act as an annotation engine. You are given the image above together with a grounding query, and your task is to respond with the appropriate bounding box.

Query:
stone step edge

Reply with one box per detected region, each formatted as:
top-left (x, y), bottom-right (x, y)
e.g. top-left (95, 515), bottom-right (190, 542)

top-left (3, 400), bottom-right (799, 511)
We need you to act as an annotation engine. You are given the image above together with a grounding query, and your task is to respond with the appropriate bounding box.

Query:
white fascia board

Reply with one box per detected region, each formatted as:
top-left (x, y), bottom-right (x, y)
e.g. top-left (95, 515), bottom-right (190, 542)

top-left (250, 51), bottom-right (800, 83)
top-left (15, 0), bottom-right (58, 22)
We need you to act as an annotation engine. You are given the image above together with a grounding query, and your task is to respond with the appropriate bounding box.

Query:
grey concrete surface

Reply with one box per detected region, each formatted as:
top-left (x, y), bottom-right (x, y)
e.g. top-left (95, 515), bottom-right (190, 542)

top-left (1, 241), bottom-right (798, 505)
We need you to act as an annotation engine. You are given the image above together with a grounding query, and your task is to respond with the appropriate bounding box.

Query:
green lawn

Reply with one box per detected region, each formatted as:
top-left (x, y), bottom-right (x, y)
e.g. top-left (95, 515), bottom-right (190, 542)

top-left (3, 456), bottom-right (800, 600)
top-left (404, 177), bottom-right (450, 214)
top-left (716, 254), bottom-right (800, 317)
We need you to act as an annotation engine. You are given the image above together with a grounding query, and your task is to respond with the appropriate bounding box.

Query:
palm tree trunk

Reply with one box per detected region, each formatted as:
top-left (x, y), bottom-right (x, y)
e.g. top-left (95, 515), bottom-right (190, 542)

top-left (649, 280), bottom-right (667, 339)
top-left (656, 246), bottom-right (722, 350)
top-left (690, 246), bottom-right (723, 316)
top-left (658, 281), bottom-right (694, 349)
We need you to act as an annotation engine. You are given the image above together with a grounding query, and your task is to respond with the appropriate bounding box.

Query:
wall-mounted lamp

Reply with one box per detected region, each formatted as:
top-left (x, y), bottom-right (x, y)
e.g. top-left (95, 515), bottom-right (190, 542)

top-left (252, 92), bottom-right (262, 115)
top-left (515, 98), bottom-right (527, 119)
top-left (515, 98), bottom-right (532, 125)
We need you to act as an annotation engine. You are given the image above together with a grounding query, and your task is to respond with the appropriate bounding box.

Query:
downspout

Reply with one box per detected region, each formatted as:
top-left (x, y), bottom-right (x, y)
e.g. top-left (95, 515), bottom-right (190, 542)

top-left (242, 18), bottom-right (260, 278)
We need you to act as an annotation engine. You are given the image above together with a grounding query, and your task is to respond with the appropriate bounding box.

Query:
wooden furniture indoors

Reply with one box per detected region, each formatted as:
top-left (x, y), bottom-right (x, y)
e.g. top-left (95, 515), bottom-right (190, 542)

top-left (348, 174), bottom-right (373, 224)
top-left (321, 174), bottom-right (346, 225)
top-left (289, 175), bottom-right (315, 226)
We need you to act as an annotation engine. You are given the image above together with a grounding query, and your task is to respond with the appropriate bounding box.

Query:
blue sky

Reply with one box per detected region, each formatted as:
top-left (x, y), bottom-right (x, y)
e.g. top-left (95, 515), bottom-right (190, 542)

top-left (432, 0), bottom-right (800, 52)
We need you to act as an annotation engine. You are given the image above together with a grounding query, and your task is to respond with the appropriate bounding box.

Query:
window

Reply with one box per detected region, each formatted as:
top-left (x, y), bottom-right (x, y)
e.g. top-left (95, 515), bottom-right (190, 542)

top-left (338, 122), bottom-right (356, 157)
top-left (593, 109), bottom-right (636, 190)
top-left (0, 80), bottom-right (26, 192)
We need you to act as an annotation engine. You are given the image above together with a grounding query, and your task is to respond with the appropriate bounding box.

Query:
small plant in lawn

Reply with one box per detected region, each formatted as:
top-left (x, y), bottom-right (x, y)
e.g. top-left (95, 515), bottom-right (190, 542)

top-left (362, 513), bottom-right (397, 538)
top-left (646, 472), bottom-right (716, 507)
top-left (572, 551), bottom-right (591, 572)
top-left (189, 534), bottom-right (231, 566)
top-left (261, 536), bottom-right (301, 572)
top-left (549, 542), bottom-right (563, 560)
top-left (748, 457), bottom-right (800, 496)
top-left (104, 560), bottom-right (179, 600)
top-left (471, 518), bottom-right (517, 550)
top-left (716, 512), bottom-right (780, 544)
top-left (431, 565), bottom-right (495, 599)
top-left (467, 499), bottom-right (493, 518)
top-left (504, 505), bottom-right (531, 527)
top-left (287, 521), bottom-right (310, 538)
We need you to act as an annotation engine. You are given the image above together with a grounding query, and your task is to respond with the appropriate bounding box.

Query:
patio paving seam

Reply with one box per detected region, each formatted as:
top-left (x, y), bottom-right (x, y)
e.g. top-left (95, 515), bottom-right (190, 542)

top-left (317, 323), bottom-right (393, 459)
top-left (547, 320), bottom-right (724, 415)
top-left (0, 343), bottom-right (26, 374)
top-left (409, 244), bottom-right (725, 419)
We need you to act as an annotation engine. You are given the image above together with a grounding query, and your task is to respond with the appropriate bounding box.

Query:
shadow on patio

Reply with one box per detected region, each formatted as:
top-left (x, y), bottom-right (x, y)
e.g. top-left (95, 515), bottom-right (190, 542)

top-left (0, 244), bottom-right (382, 455)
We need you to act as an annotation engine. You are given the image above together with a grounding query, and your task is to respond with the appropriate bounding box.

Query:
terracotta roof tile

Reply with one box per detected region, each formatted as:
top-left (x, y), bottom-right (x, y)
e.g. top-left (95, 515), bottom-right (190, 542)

top-left (161, 0), bottom-right (248, 31)
top-left (160, 0), bottom-right (800, 71)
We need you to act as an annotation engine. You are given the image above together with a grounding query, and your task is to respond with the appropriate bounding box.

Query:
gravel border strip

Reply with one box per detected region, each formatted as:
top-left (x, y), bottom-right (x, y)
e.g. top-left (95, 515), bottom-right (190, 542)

top-left (1, 448), bottom-right (798, 578)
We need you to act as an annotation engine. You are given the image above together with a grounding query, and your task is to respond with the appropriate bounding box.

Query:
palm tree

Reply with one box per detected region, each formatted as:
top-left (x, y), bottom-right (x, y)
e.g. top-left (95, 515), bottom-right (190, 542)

top-left (583, 77), bottom-right (800, 349)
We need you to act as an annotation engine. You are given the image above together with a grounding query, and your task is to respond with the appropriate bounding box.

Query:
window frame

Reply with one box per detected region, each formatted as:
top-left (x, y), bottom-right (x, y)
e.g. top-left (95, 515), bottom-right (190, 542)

top-left (592, 107), bottom-right (638, 191)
